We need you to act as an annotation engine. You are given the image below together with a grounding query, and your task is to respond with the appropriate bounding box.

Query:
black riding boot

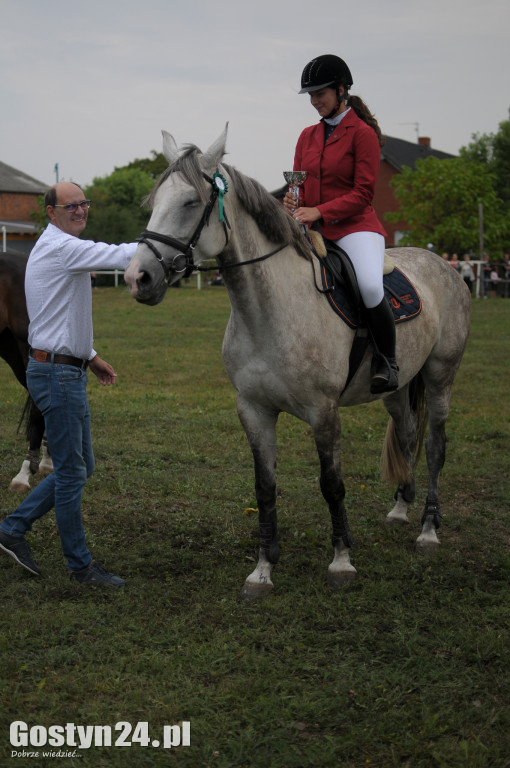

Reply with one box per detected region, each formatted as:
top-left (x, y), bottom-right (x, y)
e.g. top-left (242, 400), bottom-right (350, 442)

top-left (366, 298), bottom-right (399, 394)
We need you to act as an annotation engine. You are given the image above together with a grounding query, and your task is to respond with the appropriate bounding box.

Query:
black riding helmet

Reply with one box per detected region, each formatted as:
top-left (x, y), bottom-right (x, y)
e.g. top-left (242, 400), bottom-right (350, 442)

top-left (299, 54), bottom-right (353, 94)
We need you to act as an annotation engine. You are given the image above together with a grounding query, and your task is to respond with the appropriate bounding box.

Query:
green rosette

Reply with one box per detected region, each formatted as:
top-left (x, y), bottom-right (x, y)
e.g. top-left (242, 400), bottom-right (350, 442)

top-left (213, 173), bottom-right (228, 223)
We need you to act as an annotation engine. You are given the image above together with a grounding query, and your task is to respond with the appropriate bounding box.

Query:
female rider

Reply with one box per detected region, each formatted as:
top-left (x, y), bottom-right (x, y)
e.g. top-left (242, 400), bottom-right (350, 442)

top-left (283, 54), bottom-right (398, 394)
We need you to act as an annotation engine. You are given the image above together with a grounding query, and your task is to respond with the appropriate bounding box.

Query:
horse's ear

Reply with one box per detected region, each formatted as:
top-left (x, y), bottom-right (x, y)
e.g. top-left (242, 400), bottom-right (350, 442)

top-left (162, 130), bottom-right (179, 165)
top-left (202, 123), bottom-right (228, 173)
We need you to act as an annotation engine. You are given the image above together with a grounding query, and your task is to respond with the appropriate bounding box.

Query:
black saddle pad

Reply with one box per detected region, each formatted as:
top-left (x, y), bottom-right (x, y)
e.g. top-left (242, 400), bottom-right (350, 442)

top-left (319, 261), bottom-right (422, 329)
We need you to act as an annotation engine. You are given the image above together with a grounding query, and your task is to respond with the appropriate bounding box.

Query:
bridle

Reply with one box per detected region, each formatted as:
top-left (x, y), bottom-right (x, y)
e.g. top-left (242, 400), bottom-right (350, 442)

top-left (137, 170), bottom-right (286, 283)
top-left (138, 172), bottom-right (231, 281)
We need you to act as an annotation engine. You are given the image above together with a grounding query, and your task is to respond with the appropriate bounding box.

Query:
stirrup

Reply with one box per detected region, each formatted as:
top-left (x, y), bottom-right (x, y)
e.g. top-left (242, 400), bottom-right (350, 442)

top-left (370, 355), bottom-right (399, 394)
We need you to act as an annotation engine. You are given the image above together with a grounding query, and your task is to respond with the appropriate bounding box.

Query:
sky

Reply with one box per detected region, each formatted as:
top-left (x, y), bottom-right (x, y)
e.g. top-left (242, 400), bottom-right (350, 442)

top-left (2, 0), bottom-right (509, 193)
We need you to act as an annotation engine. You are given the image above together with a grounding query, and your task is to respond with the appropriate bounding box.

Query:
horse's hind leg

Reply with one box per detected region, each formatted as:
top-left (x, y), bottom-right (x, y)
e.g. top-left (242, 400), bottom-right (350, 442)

top-left (381, 384), bottom-right (420, 526)
top-left (312, 407), bottom-right (356, 588)
top-left (9, 458), bottom-right (34, 492)
top-left (9, 399), bottom-right (47, 492)
top-left (39, 438), bottom-right (53, 475)
top-left (415, 376), bottom-right (454, 552)
top-left (237, 398), bottom-right (280, 600)
top-left (28, 399), bottom-right (53, 475)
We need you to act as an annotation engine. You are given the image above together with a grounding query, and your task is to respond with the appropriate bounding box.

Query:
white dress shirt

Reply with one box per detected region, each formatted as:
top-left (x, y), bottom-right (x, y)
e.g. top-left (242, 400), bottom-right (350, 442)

top-left (26, 223), bottom-right (138, 360)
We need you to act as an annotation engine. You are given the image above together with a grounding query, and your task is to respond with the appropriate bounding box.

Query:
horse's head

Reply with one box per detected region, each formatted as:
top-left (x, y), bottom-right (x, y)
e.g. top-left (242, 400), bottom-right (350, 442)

top-left (124, 125), bottom-right (229, 305)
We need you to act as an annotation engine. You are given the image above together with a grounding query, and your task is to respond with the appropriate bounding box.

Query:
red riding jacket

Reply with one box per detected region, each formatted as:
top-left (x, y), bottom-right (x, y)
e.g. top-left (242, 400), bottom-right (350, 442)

top-left (293, 108), bottom-right (386, 241)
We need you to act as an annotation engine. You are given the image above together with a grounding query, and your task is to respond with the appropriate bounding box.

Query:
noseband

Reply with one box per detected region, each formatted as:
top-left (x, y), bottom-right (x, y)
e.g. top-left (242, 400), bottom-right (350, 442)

top-left (137, 170), bottom-right (287, 283)
top-left (137, 172), bottom-right (231, 281)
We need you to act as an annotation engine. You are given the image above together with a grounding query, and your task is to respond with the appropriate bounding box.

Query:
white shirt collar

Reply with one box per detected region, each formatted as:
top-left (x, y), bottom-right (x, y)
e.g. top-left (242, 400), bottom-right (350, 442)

top-left (323, 107), bottom-right (351, 126)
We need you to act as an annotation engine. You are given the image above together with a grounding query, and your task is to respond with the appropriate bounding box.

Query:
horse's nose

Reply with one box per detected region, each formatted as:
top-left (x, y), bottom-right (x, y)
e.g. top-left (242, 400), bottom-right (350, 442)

top-left (125, 269), bottom-right (161, 305)
top-left (124, 263), bottom-right (145, 297)
top-left (135, 270), bottom-right (153, 291)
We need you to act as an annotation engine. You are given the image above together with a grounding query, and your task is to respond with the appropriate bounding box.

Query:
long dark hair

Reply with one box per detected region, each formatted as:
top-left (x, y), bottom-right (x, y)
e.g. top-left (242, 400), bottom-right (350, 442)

top-left (346, 93), bottom-right (385, 148)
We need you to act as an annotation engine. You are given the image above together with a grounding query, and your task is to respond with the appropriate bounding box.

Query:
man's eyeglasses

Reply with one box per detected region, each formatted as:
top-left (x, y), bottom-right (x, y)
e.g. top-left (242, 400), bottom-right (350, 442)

top-left (52, 200), bottom-right (92, 213)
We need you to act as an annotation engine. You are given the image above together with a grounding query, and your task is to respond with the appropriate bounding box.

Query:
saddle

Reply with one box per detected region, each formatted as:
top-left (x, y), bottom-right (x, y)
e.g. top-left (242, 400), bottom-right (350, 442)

top-left (307, 229), bottom-right (422, 392)
top-left (307, 230), bottom-right (421, 330)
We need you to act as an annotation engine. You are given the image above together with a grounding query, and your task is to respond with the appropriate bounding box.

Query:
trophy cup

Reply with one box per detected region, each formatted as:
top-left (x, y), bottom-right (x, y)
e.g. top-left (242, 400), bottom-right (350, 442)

top-left (283, 171), bottom-right (307, 206)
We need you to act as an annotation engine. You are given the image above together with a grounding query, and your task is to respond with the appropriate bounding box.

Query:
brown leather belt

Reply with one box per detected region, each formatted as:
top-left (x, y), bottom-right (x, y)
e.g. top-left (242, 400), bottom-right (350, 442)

top-left (30, 348), bottom-right (89, 369)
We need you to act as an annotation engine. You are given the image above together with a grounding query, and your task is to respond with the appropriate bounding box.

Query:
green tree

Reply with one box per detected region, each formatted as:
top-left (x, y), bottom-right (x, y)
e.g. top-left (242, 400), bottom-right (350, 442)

top-left (121, 150), bottom-right (168, 179)
top-left (83, 167), bottom-right (154, 244)
top-left (30, 195), bottom-right (48, 233)
top-left (460, 113), bottom-right (510, 205)
top-left (386, 156), bottom-right (509, 254)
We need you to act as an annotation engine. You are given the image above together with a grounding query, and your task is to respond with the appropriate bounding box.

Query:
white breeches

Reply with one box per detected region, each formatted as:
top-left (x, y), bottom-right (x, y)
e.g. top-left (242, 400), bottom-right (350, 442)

top-left (335, 232), bottom-right (385, 309)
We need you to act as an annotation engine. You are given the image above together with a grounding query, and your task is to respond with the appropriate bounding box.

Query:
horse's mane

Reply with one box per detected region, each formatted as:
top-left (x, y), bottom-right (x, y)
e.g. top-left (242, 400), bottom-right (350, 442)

top-left (145, 145), bottom-right (312, 261)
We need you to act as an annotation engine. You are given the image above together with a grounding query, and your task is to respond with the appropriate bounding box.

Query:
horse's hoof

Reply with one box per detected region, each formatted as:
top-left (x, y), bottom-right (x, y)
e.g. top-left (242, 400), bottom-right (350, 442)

top-left (327, 568), bottom-right (357, 589)
top-left (8, 481), bottom-right (30, 492)
top-left (385, 514), bottom-right (409, 527)
top-left (240, 581), bottom-right (273, 601)
top-left (415, 538), bottom-right (440, 554)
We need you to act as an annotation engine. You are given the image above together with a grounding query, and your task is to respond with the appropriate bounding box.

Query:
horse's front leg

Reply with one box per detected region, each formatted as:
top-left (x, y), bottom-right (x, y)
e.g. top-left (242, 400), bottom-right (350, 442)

top-left (237, 397), bottom-right (279, 600)
top-left (312, 407), bottom-right (356, 588)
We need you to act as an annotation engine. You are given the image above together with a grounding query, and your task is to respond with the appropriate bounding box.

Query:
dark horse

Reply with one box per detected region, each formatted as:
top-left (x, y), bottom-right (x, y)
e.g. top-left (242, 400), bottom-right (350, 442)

top-left (0, 250), bottom-right (52, 490)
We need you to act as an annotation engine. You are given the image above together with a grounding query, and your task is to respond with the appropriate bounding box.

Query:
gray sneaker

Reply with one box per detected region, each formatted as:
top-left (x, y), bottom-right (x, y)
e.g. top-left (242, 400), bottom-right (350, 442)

top-left (0, 530), bottom-right (42, 576)
top-left (70, 561), bottom-right (125, 588)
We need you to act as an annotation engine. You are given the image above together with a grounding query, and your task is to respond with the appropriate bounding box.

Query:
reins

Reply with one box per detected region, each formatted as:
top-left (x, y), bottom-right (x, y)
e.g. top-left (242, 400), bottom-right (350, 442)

top-left (138, 170), bottom-right (287, 282)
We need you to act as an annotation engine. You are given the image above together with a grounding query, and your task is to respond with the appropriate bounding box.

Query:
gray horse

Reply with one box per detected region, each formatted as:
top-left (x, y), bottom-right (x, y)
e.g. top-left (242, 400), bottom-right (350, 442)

top-left (124, 126), bottom-right (471, 600)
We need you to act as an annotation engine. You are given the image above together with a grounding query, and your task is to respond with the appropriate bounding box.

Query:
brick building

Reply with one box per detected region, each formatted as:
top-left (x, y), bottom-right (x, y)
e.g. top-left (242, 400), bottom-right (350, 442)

top-left (375, 136), bottom-right (454, 246)
top-left (0, 161), bottom-right (49, 254)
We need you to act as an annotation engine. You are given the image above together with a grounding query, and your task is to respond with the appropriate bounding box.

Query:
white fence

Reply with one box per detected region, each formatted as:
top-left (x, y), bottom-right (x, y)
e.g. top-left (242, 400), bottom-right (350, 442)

top-left (93, 270), bottom-right (212, 290)
top-left (94, 261), bottom-right (510, 296)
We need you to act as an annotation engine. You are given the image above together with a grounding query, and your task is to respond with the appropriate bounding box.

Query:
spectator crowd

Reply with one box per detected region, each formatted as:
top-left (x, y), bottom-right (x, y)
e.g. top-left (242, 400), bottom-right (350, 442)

top-left (440, 251), bottom-right (510, 298)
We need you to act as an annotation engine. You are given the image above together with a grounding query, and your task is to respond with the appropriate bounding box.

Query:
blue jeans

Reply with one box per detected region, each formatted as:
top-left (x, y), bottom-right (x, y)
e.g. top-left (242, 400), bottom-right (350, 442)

top-left (1, 359), bottom-right (95, 570)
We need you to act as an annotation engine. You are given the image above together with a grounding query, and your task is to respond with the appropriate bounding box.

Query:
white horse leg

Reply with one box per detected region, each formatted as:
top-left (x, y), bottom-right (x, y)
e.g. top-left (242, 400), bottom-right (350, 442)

top-left (10, 440), bottom-right (53, 491)
top-left (416, 507), bottom-right (441, 552)
top-left (9, 458), bottom-right (33, 492)
top-left (10, 406), bottom-right (51, 491)
top-left (9, 445), bottom-right (41, 491)
top-left (241, 550), bottom-right (274, 600)
top-left (386, 480), bottom-right (416, 526)
top-left (237, 399), bottom-right (279, 600)
top-left (38, 439), bottom-right (53, 475)
top-left (327, 541), bottom-right (357, 588)
top-left (386, 494), bottom-right (411, 526)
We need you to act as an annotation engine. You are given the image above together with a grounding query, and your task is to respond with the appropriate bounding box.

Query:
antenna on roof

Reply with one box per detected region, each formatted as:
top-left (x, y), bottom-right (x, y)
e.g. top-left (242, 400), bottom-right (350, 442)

top-left (399, 122), bottom-right (420, 142)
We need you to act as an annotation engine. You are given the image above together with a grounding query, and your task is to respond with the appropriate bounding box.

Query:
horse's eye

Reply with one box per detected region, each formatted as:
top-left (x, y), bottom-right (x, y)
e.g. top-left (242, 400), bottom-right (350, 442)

top-left (184, 199), bottom-right (199, 208)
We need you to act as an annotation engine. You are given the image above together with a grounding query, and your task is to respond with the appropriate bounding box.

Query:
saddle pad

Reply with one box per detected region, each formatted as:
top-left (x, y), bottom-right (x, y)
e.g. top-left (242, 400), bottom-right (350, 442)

top-left (320, 262), bottom-right (422, 330)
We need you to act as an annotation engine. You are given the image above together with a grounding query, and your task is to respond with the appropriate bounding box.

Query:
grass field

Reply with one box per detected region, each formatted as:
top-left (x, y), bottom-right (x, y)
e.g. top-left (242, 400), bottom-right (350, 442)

top-left (1, 283), bottom-right (509, 768)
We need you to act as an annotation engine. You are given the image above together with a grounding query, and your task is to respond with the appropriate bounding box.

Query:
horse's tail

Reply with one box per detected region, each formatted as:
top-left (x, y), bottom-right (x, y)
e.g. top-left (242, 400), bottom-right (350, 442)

top-left (17, 394), bottom-right (31, 436)
top-left (17, 394), bottom-right (42, 445)
top-left (381, 374), bottom-right (428, 485)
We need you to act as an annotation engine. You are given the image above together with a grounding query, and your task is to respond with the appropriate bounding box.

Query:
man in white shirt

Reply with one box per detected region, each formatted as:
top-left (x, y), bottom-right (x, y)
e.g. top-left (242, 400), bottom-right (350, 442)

top-left (0, 182), bottom-right (139, 587)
